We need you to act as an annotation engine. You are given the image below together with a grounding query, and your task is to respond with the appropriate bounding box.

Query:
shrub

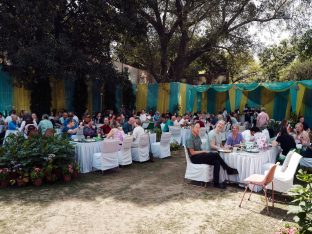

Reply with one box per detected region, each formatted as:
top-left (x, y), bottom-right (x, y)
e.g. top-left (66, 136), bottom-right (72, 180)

top-left (287, 170), bottom-right (312, 234)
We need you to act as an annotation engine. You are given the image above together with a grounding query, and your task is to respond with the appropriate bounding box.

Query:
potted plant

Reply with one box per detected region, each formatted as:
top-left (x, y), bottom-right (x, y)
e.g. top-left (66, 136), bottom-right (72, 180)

top-left (44, 163), bottom-right (54, 182)
top-left (16, 168), bottom-right (28, 187)
top-left (62, 164), bottom-right (74, 182)
top-left (0, 168), bottom-right (10, 188)
top-left (30, 167), bottom-right (44, 186)
top-left (72, 162), bottom-right (79, 179)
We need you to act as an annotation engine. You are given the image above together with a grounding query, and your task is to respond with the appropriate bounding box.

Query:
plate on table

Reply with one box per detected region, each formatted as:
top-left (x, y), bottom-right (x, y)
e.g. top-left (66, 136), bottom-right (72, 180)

top-left (83, 138), bottom-right (96, 143)
top-left (245, 148), bottom-right (260, 153)
top-left (218, 149), bottom-right (232, 153)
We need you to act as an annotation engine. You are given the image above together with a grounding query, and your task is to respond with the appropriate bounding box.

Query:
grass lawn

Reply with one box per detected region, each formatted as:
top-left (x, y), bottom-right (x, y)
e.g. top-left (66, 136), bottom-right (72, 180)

top-left (0, 150), bottom-right (295, 234)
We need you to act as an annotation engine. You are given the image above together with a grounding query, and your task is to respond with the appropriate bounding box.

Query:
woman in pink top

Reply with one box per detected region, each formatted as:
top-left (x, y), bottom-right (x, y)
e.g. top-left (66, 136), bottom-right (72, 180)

top-left (106, 121), bottom-right (125, 144)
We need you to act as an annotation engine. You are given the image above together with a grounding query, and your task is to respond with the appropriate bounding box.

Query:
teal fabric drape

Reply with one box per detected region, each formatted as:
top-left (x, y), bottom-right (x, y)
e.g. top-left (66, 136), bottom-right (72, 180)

top-left (235, 89), bottom-right (243, 110)
top-left (92, 79), bottom-right (102, 112)
top-left (236, 83), bottom-right (259, 91)
top-left (169, 82), bottom-right (180, 113)
top-left (225, 91), bottom-right (231, 112)
top-left (273, 90), bottom-right (289, 120)
top-left (299, 80), bottom-right (312, 89)
top-left (207, 89), bottom-right (216, 114)
top-left (262, 81), bottom-right (294, 92)
top-left (247, 87), bottom-right (261, 107)
top-left (64, 79), bottom-right (74, 111)
top-left (147, 83), bottom-right (159, 112)
top-left (290, 86), bottom-right (297, 112)
top-left (0, 68), bottom-right (13, 115)
top-left (197, 91), bottom-right (202, 112)
top-left (304, 89), bottom-right (312, 128)
top-left (211, 84), bottom-right (233, 92)
top-left (186, 84), bottom-right (195, 112)
top-left (193, 85), bottom-right (209, 92)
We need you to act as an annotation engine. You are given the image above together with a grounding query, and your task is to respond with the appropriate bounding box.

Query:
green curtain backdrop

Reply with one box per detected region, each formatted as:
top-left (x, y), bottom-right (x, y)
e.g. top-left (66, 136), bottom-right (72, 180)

top-left (0, 68), bottom-right (13, 115)
top-left (147, 83), bottom-right (158, 112)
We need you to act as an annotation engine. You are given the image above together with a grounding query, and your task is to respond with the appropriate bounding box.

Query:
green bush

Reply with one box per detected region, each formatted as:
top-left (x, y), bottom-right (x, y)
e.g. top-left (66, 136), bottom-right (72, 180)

top-left (0, 134), bottom-right (75, 172)
top-left (288, 170), bottom-right (312, 234)
top-left (170, 141), bottom-right (182, 151)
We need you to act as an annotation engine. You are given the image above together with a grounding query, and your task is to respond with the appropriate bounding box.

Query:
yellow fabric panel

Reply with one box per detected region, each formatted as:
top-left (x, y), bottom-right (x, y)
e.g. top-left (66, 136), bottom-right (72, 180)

top-left (179, 83), bottom-right (187, 115)
top-left (51, 79), bottom-right (65, 111)
top-left (13, 86), bottom-right (31, 112)
top-left (136, 84), bottom-right (148, 112)
top-left (261, 88), bottom-right (274, 118)
top-left (193, 94), bottom-right (197, 113)
top-left (215, 92), bottom-right (226, 113)
top-left (87, 80), bottom-right (93, 114)
top-left (240, 91), bottom-right (248, 112)
top-left (157, 83), bottom-right (170, 113)
top-left (201, 92), bottom-right (207, 113)
top-left (296, 84), bottom-right (306, 115)
top-left (229, 88), bottom-right (235, 112)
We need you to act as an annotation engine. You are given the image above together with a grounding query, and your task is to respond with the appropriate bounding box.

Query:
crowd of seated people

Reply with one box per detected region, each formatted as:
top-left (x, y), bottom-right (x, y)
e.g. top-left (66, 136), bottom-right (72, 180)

top-left (1, 107), bottom-right (311, 161)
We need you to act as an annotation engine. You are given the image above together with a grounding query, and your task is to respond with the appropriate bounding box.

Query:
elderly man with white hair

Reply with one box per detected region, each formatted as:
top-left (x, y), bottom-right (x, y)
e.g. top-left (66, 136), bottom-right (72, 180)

top-left (207, 120), bottom-right (226, 151)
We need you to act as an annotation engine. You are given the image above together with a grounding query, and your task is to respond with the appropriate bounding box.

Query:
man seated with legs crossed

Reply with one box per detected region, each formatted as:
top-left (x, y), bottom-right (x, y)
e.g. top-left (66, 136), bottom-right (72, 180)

top-left (186, 123), bottom-right (238, 189)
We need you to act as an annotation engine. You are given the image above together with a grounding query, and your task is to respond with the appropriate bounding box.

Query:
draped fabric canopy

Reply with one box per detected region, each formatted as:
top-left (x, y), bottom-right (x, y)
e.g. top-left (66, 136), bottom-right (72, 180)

top-left (135, 80), bottom-right (312, 127)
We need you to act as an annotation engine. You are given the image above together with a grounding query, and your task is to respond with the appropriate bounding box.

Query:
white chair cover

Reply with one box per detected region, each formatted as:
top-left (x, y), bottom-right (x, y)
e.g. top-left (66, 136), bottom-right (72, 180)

top-left (241, 130), bottom-right (251, 142)
top-left (262, 149), bottom-right (295, 174)
top-left (169, 126), bottom-right (182, 144)
top-left (118, 136), bottom-right (133, 166)
top-left (92, 140), bottom-right (119, 171)
top-left (184, 147), bottom-right (213, 183)
top-left (151, 132), bottom-right (172, 159)
top-left (131, 134), bottom-right (150, 162)
top-left (262, 129), bottom-right (270, 143)
top-left (160, 123), bottom-right (166, 132)
top-left (3, 130), bottom-right (19, 144)
top-left (267, 152), bottom-right (302, 193)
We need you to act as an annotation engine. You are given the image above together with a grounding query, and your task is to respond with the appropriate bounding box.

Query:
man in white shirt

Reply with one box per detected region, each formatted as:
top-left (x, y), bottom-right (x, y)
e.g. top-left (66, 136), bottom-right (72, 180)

top-left (132, 118), bottom-right (145, 147)
top-left (139, 110), bottom-right (147, 122)
top-left (179, 116), bottom-right (186, 126)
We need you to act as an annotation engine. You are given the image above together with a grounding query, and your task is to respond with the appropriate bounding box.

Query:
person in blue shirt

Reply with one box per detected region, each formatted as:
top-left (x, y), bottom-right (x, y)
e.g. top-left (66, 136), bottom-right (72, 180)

top-left (163, 115), bottom-right (175, 132)
top-left (8, 115), bottom-right (18, 130)
top-left (62, 118), bottom-right (79, 137)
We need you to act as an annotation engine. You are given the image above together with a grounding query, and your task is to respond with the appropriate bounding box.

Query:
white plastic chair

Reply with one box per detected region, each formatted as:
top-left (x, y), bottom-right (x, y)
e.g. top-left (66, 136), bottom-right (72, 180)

top-left (92, 140), bottom-right (119, 171)
top-left (262, 149), bottom-right (296, 174)
top-left (151, 132), bottom-right (172, 159)
top-left (184, 146), bottom-right (213, 183)
top-left (169, 126), bottom-right (182, 144)
top-left (118, 136), bottom-right (133, 166)
top-left (266, 152), bottom-right (303, 193)
top-left (131, 134), bottom-right (150, 162)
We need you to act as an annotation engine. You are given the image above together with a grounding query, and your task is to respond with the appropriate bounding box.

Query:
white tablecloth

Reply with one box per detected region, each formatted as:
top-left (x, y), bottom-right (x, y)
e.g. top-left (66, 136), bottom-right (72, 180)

top-left (181, 128), bottom-right (191, 146)
top-left (75, 141), bottom-right (104, 173)
top-left (220, 147), bottom-right (278, 191)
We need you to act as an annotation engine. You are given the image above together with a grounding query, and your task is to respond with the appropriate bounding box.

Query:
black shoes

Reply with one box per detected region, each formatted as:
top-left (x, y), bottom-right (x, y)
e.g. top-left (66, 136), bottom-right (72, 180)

top-left (227, 167), bottom-right (239, 175)
top-left (214, 183), bottom-right (227, 189)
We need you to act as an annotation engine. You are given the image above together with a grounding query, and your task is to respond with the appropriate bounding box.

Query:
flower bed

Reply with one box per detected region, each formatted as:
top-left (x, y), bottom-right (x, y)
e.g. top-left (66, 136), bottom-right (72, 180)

top-left (0, 134), bottom-right (79, 188)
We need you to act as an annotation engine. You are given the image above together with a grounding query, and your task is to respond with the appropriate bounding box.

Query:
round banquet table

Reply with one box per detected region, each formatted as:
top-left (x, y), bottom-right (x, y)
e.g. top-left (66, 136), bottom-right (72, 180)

top-left (74, 141), bottom-right (104, 173)
top-left (219, 146), bottom-right (279, 192)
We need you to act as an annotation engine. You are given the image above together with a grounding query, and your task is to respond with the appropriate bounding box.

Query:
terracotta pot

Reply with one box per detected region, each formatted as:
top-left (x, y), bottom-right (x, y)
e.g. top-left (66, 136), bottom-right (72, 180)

top-left (17, 178), bottom-right (26, 187)
top-left (63, 175), bottom-right (71, 182)
top-left (46, 175), bottom-right (53, 182)
top-left (72, 171), bottom-right (79, 179)
top-left (33, 178), bottom-right (43, 187)
top-left (0, 180), bottom-right (9, 188)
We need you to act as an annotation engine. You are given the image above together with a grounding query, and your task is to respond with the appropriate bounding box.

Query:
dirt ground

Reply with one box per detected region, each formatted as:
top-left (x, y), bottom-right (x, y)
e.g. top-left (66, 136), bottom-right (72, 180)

top-left (0, 150), bottom-right (294, 234)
